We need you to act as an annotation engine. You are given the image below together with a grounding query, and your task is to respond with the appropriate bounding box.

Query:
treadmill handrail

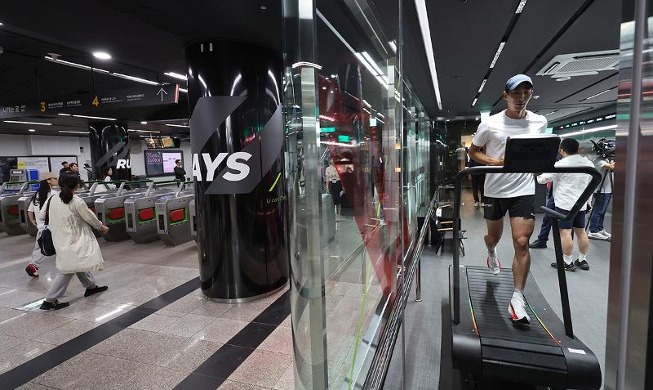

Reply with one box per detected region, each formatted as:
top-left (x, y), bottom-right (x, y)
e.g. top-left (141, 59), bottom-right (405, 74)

top-left (452, 165), bottom-right (602, 327)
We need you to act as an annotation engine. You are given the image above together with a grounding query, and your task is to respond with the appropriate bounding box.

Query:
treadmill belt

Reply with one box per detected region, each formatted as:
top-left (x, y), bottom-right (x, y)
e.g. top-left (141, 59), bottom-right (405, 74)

top-left (466, 267), bottom-right (559, 347)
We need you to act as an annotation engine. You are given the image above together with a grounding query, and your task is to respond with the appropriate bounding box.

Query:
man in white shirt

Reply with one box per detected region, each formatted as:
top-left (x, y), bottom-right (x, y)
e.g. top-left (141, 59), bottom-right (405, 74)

top-left (587, 142), bottom-right (615, 240)
top-left (468, 74), bottom-right (547, 325)
top-left (537, 138), bottom-right (596, 272)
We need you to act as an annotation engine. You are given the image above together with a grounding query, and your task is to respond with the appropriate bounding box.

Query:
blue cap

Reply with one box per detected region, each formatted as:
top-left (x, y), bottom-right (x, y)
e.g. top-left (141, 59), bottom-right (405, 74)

top-left (505, 74), bottom-right (533, 90)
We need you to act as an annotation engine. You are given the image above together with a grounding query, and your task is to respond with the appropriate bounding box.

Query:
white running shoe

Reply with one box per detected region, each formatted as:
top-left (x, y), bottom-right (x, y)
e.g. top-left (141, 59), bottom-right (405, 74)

top-left (474, 202), bottom-right (479, 208)
top-left (599, 229), bottom-right (612, 239)
top-left (487, 255), bottom-right (501, 275)
top-left (509, 294), bottom-right (531, 325)
top-left (588, 231), bottom-right (609, 240)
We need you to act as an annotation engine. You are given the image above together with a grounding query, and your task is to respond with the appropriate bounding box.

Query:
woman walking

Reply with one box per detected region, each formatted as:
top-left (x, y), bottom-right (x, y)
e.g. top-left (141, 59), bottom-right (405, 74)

top-left (25, 172), bottom-right (59, 277)
top-left (39, 174), bottom-right (110, 310)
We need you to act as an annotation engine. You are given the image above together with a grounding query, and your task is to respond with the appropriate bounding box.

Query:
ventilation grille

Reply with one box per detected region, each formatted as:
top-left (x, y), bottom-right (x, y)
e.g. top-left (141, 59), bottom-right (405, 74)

top-left (537, 50), bottom-right (619, 79)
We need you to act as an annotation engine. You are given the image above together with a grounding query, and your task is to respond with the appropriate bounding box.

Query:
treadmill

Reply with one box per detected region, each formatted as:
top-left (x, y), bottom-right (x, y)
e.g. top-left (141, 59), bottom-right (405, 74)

top-left (450, 134), bottom-right (603, 389)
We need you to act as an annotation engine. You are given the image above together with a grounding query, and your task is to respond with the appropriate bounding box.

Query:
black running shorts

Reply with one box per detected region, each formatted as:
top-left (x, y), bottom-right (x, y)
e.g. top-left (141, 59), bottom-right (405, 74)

top-left (556, 207), bottom-right (586, 229)
top-left (483, 195), bottom-right (535, 220)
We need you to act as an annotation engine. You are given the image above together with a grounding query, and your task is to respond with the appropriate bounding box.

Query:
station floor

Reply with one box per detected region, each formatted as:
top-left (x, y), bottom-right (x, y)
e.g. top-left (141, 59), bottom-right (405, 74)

top-left (384, 190), bottom-right (613, 389)
top-left (0, 234), bottom-right (295, 390)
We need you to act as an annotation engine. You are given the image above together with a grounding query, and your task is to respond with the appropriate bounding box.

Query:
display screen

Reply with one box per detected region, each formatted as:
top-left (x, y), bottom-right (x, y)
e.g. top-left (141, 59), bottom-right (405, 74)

top-left (144, 150), bottom-right (183, 177)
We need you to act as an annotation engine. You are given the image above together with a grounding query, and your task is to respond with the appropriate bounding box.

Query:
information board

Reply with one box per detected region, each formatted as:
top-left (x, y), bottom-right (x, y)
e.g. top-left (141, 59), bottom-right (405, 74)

top-left (144, 150), bottom-right (182, 177)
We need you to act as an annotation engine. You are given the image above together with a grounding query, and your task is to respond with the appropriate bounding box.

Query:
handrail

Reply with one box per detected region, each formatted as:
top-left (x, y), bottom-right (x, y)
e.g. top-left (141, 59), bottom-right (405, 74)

top-left (363, 191), bottom-right (438, 389)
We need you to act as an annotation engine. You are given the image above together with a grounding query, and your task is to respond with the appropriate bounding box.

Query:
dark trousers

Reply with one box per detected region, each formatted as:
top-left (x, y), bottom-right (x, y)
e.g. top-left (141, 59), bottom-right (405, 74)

top-left (471, 174), bottom-right (485, 203)
top-left (589, 192), bottom-right (612, 233)
top-left (537, 195), bottom-right (556, 242)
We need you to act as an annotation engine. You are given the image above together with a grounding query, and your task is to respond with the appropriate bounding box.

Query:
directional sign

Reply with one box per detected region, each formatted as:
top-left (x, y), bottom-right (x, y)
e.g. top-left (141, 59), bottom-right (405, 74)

top-left (0, 84), bottom-right (179, 119)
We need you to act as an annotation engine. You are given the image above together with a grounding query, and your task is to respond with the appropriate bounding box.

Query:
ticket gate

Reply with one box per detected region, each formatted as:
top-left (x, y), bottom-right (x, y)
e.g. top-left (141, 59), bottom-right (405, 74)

top-left (189, 199), bottom-right (198, 242)
top-left (95, 181), bottom-right (150, 242)
top-left (17, 195), bottom-right (38, 237)
top-left (125, 181), bottom-right (180, 243)
top-left (156, 184), bottom-right (195, 246)
top-left (0, 181), bottom-right (37, 235)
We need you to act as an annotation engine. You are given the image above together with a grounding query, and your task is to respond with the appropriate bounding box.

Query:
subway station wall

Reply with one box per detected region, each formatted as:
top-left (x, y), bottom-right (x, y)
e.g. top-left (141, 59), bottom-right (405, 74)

top-left (0, 134), bottom-right (192, 180)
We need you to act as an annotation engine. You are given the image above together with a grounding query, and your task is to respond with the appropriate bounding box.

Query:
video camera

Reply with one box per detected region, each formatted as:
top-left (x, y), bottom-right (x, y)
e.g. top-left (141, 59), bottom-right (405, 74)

top-left (590, 138), bottom-right (615, 160)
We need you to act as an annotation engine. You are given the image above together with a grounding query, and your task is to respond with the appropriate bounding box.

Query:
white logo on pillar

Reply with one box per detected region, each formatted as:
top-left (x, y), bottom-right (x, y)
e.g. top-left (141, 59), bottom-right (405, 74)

top-left (192, 152), bottom-right (252, 182)
top-left (116, 158), bottom-right (131, 169)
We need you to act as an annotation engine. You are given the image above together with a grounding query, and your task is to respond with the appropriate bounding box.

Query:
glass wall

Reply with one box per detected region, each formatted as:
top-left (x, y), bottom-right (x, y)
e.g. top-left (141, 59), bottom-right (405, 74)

top-left (283, 0), bottom-right (431, 388)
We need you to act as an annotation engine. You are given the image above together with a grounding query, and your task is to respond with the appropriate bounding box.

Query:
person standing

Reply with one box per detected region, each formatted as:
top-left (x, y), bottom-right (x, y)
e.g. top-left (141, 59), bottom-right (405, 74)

top-left (59, 161), bottom-right (70, 176)
top-left (468, 74), bottom-right (547, 325)
top-left (174, 159), bottom-right (186, 182)
top-left (468, 146), bottom-right (485, 208)
top-left (537, 138), bottom-right (595, 271)
top-left (325, 160), bottom-right (342, 219)
top-left (24, 172), bottom-right (59, 277)
top-left (39, 174), bottom-right (110, 310)
top-left (587, 148), bottom-right (615, 240)
top-left (528, 182), bottom-right (555, 249)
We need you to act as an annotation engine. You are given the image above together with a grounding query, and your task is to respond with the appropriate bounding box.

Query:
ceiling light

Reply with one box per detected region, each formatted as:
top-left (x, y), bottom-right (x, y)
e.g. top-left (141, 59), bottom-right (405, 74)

top-left (558, 124), bottom-right (617, 137)
top-left (4, 120), bottom-right (52, 126)
top-left (414, 0), bottom-right (442, 110)
top-left (165, 123), bottom-right (190, 128)
top-left (92, 51), bottom-right (112, 60)
top-left (164, 72), bottom-right (188, 81)
top-left (0, 22), bottom-right (3, 27)
top-left (489, 42), bottom-right (506, 68)
top-left (59, 131), bottom-right (90, 134)
top-left (477, 79), bottom-right (487, 93)
top-left (361, 52), bottom-right (384, 76)
top-left (58, 113), bottom-right (72, 116)
top-left (515, 0), bottom-right (528, 13)
top-left (471, 98), bottom-right (478, 107)
top-left (28, 129), bottom-right (36, 132)
top-left (388, 41), bottom-right (397, 54)
top-left (45, 55), bottom-right (160, 86)
top-left (291, 61), bottom-right (323, 70)
top-left (261, 5), bottom-right (267, 10)
top-left (140, 121), bottom-right (148, 124)
top-left (582, 89), bottom-right (612, 101)
top-left (179, 88), bottom-right (188, 93)
top-left (72, 114), bottom-right (116, 121)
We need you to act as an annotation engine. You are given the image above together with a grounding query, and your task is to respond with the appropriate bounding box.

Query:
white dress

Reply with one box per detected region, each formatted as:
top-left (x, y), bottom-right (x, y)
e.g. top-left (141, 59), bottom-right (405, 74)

top-left (42, 194), bottom-right (104, 273)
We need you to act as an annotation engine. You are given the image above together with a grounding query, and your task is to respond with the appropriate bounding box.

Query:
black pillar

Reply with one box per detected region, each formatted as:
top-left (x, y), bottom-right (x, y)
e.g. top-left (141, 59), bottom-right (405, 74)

top-left (88, 122), bottom-right (131, 181)
top-left (186, 41), bottom-right (288, 301)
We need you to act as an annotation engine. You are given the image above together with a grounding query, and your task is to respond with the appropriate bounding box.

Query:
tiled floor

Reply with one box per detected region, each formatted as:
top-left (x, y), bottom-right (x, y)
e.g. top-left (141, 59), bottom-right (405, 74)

top-left (0, 232), bottom-right (295, 390)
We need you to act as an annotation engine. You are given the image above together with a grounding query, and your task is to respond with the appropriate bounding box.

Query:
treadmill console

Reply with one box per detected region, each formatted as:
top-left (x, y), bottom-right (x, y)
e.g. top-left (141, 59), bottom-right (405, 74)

top-left (504, 134), bottom-right (560, 172)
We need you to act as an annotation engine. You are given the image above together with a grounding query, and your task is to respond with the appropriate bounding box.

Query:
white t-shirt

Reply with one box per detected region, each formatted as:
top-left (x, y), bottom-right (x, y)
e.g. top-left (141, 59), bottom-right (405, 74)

top-left (536, 154), bottom-right (595, 211)
top-left (592, 157), bottom-right (613, 193)
top-left (325, 165), bottom-right (340, 183)
top-left (27, 191), bottom-right (58, 228)
top-left (472, 110), bottom-right (547, 198)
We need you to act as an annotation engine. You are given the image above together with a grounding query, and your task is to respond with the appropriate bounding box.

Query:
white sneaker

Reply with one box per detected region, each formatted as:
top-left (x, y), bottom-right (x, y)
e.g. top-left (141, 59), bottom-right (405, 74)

top-left (509, 294), bottom-right (531, 324)
top-left (588, 231), bottom-right (609, 240)
top-left (487, 255), bottom-right (501, 275)
top-left (474, 202), bottom-right (479, 208)
top-left (599, 229), bottom-right (612, 239)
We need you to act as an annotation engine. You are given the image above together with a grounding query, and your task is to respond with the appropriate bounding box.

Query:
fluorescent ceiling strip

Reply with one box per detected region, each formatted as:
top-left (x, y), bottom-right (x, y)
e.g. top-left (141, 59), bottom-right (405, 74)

top-left (362, 52), bottom-right (384, 76)
top-left (4, 120), bottom-right (52, 126)
top-left (164, 72), bottom-right (188, 81)
top-left (72, 114), bottom-right (116, 121)
top-left (583, 89), bottom-right (612, 101)
top-left (291, 61), bottom-right (323, 70)
top-left (57, 113), bottom-right (72, 116)
top-left (489, 42), bottom-right (506, 68)
top-left (166, 123), bottom-right (190, 128)
top-left (317, 10), bottom-right (357, 57)
top-left (414, 0), bottom-right (442, 110)
top-left (59, 130), bottom-right (89, 134)
top-left (45, 56), bottom-right (159, 86)
top-left (471, 98), bottom-right (478, 107)
top-left (388, 41), bottom-right (397, 54)
top-left (558, 124), bottom-right (617, 137)
top-left (515, 0), bottom-right (528, 13)
top-left (477, 79), bottom-right (487, 93)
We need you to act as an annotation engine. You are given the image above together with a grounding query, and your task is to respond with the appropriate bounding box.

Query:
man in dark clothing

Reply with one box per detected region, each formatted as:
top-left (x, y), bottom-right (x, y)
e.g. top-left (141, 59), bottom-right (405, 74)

top-left (59, 161), bottom-right (70, 175)
top-left (174, 159), bottom-right (186, 182)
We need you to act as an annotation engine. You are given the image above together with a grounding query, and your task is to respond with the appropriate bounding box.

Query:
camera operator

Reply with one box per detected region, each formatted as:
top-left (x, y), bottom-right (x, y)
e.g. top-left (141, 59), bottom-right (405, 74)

top-left (588, 139), bottom-right (615, 240)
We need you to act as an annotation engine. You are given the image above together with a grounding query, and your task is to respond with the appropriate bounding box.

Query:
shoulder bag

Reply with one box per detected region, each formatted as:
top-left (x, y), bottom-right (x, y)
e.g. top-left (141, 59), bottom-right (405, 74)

top-left (37, 196), bottom-right (56, 256)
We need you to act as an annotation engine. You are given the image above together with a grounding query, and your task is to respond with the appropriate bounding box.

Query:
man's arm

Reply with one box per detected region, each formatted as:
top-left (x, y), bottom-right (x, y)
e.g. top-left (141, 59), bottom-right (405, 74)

top-left (603, 161), bottom-right (615, 170)
top-left (468, 144), bottom-right (504, 166)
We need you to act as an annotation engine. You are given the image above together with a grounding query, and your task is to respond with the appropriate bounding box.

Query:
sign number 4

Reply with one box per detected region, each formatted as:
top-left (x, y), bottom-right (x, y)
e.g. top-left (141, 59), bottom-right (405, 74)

top-left (92, 96), bottom-right (100, 107)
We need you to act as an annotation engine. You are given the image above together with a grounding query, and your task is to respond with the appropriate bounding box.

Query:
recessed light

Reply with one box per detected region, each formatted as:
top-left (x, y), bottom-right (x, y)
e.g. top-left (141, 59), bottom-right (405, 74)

top-left (140, 121), bottom-right (148, 124)
top-left (0, 22), bottom-right (4, 27)
top-left (28, 129), bottom-right (36, 132)
top-left (261, 5), bottom-right (267, 10)
top-left (92, 51), bottom-right (112, 60)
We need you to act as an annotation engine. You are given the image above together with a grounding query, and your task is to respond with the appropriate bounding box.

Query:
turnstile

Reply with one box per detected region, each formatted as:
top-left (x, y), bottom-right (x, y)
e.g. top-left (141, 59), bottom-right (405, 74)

top-left (125, 181), bottom-right (180, 243)
top-left (0, 182), bottom-right (37, 235)
top-left (17, 195), bottom-right (38, 237)
top-left (156, 184), bottom-right (195, 246)
top-left (189, 199), bottom-right (198, 242)
top-left (95, 181), bottom-right (150, 242)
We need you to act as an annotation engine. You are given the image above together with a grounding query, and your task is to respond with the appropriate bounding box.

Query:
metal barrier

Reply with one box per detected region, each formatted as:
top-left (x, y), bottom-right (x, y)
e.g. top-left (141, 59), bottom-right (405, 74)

top-left (362, 192), bottom-right (437, 389)
top-left (156, 182), bottom-right (195, 246)
top-left (94, 180), bottom-right (151, 241)
top-left (0, 181), bottom-right (38, 235)
top-left (124, 180), bottom-right (181, 243)
top-left (17, 195), bottom-right (37, 237)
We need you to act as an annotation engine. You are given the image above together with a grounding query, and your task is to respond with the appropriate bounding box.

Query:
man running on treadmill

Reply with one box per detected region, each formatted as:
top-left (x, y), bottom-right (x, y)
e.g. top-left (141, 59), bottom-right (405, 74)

top-left (468, 74), bottom-right (547, 325)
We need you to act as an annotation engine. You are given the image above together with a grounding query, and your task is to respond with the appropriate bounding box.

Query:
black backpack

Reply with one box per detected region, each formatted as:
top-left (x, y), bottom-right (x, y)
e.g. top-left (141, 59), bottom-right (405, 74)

top-left (37, 196), bottom-right (56, 257)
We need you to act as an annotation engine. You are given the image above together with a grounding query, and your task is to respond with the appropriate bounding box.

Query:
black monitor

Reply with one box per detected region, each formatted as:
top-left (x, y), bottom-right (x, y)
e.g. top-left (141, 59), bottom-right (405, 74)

top-left (144, 150), bottom-right (183, 177)
top-left (504, 134), bottom-right (560, 172)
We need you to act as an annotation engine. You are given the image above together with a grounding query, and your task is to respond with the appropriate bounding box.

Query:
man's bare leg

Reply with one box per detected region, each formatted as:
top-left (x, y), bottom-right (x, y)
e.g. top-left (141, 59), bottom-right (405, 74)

top-left (510, 217), bottom-right (535, 290)
top-left (485, 219), bottom-right (504, 253)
